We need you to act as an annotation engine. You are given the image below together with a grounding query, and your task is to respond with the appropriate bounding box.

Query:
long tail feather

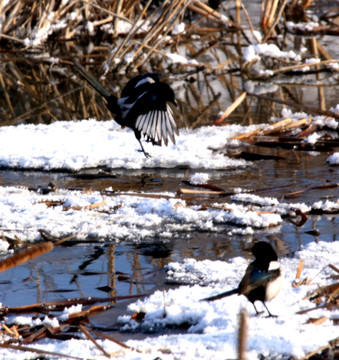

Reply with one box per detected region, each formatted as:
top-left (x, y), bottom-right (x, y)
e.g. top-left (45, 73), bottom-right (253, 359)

top-left (73, 60), bottom-right (112, 99)
top-left (200, 288), bottom-right (239, 302)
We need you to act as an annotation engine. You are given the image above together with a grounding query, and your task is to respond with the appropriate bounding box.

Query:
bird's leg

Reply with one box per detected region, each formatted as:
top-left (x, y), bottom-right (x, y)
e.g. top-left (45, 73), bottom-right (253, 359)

top-left (252, 302), bottom-right (270, 316)
top-left (263, 302), bottom-right (277, 318)
top-left (252, 302), bottom-right (264, 316)
top-left (138, 139), bottom-right (151, 158)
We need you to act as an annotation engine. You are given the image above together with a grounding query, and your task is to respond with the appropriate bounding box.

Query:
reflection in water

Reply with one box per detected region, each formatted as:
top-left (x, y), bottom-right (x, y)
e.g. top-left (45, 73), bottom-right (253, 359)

top-left (0, 212), bottom-right (337, 309)
top-left (0, 1), bottom-right (338, 339)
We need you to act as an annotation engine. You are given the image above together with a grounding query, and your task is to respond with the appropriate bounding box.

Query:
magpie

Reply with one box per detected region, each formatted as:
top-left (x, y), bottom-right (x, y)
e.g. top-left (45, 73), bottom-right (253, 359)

top-left (201, 241), bottom-right (283, 317)
top-left (74, 61), bottom-right (178, 158)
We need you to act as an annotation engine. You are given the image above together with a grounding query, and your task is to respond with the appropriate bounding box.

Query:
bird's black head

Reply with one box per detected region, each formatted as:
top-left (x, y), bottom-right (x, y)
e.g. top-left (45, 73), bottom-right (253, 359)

top-left (251, 241), bottom-right (278, 263)
top-left (150, 73), bottom-right (177, 107)
top-left (161, 82), bottom-right (177, 107)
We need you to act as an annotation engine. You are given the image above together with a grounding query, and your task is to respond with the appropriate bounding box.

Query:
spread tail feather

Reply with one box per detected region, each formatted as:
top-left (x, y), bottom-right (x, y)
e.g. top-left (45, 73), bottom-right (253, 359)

top-left (200, 288), bottom-right (239, 302)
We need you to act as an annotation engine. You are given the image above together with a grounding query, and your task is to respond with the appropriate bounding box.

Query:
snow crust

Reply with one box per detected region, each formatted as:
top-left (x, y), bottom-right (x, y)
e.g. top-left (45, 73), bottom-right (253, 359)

top-left (0, 187), bottom-right (285, 242)
top-left (327, 152), bottom-right (339, 165)
top-left (243, 43), bottom-right (301, 63)
top-left (0, 120), bottom-right (251, 171)
top-left (0, 113), bottom-right (337, 359)
top-left (118, 241), bottom-right (339, 359)
top-left (1, 241), bottom-right (337, 359)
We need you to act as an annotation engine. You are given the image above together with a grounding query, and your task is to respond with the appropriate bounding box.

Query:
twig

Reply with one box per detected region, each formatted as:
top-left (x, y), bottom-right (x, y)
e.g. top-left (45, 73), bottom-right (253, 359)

top-left (238, 309), bottom-right (248, 360)
top-left (272, 59), bottom-right (339, 75)
top-left (103, 0), bottom-right (153, 74)
top-left (214, 92), bottom-right (247, 124)
top-left (178, 188), bottom-right (227, 196)
top-left (297, 259), bottom-right (305, 278)
top-left (0, 33), bottom-right (26, 44)
top-left (68, 305), bottom-right (112, 319)
top-left (0, 242), bottom-right (54, 273)
top-left (298, 343), bottom-right (331, 360)
top-left (0, 343), bottom-right (84, 360)
top-left (80, 0), bottom-right (133, 25)
top-left (296, 303), bottom-right (336, 315)
top-left (62, 199), bottom-right (106, 211)
top-left (86, 327), bottom-right (139, 352)
top-left (237, 0), bottom-right (262, 43)
top-left (79, 324), bottom-right (111, 358)
top-left (247, 93), bottom-right (339, 119)
top-left (262, 0), bottom-right (288, 43)
top-left (6, 294), bottom-right (146, 313)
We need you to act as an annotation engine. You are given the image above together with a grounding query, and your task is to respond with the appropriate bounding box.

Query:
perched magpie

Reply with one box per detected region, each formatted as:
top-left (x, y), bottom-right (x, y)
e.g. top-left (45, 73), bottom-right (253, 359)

top-left (201, 241), bottom-right (283, 317)
top-left (74, 61), bottom-right (178, 158)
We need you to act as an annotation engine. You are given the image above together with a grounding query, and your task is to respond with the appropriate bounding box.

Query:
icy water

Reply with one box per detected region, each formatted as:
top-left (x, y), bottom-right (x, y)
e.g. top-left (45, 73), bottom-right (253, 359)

top-left (0, 0), bottom-right (338, 344)
top-left (0, 150), bottom-right (337, 321)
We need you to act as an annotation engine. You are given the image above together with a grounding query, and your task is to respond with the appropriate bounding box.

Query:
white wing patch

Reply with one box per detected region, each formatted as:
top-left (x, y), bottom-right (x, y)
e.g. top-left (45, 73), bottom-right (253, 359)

top-left (135, 104), bottom-right (178, 146)
top-left (135, 77), bottom-right (156, 88)
top-left (117, 97), bottom-right (134, 119)
top-left (118, 91), bottom-right (147, 119)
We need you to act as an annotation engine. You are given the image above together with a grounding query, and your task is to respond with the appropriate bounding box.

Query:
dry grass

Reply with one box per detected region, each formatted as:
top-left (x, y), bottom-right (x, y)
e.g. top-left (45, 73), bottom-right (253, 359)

top-left (0, 0), bottom-right (338, 127)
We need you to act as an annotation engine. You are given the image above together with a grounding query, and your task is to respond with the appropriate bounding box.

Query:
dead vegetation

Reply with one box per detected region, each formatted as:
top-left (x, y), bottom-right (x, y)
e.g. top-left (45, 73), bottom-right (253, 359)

top-left (0, 232), bottom-right (337, 359)
top-left (0, 0), bottom-right (338, 128)
top-left (0, 0), bottom-right (338, 358)
top-left (0, 233), bottom-right (147, 357)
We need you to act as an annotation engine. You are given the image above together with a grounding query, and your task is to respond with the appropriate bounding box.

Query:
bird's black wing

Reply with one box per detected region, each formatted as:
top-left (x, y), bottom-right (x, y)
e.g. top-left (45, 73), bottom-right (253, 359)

top-left (239, 263), bottom-right (281, 296)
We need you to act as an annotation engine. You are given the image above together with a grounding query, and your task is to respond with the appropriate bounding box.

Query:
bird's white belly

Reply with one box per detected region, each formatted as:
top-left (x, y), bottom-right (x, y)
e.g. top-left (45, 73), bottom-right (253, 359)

top-left (265, 261), bottom-right (283, 301)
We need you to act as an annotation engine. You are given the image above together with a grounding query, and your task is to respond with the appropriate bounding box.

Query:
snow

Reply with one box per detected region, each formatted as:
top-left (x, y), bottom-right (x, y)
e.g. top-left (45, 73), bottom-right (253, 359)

top-left (328, 62), bottom-right (339, 70)
top-left (189, 172), bottom-right (210, 184)
top-left (312, 199), bottom-right (339, 212)
top-left (0, 187), bottom-right (285, 242)
top-left (280, 107), bottom-right (308, 119)
top-left (118, 240), bottom-right (338, 359)
top-left (172, 23), bottom-right (185, 35)
top-left (10, 316), bottom-right (42, 327)
top-left (0, 239), bottom-right (9, 252)
top-left (243, 43), bottom-right (301, 63)
top-left (42, 316), bottom-right (60, 328)
top-left (0, 113), bottom-right (334, 172)
top-left (101, 19), bottom-right (150, 35)
top-left (231, 193), bottom-right (279, 207)
top-left (0, 114), bottom-right (337, 243)
top-left (0, 120), bottom-right (250, 171)
top-left (286, 21), bottom-right (320, 32)
top-left (0, 113), bottom-right (337, 359)
top-left (1, 241), bottom-right (337, 359)
top-left (59, 304), bottom-right (83, 320)
top-left (305, 131), bottom-right (322, 144)
top-left (314, 117), bottom-right (338, 129)
top-left (327, 152), bottom-right (339, 165)
top-left (10, 305), bottom-right (83, 328)
top-left (166, 52), bottom-right (200, 66)
top-left (23, 11), bottom-right (71, 47)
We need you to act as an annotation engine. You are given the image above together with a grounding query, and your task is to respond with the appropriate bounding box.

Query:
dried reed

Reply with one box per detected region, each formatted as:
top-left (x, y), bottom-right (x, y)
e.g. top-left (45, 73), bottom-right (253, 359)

top-left (0, 0), bottom-right (338, 130)
top-left (0, 242), bottom-right (54, 273)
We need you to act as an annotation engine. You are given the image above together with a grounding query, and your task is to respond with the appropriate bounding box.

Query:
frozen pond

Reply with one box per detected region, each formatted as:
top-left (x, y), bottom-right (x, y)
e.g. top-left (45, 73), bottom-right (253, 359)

top-left (0, 0), bottom-right (338, 358)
